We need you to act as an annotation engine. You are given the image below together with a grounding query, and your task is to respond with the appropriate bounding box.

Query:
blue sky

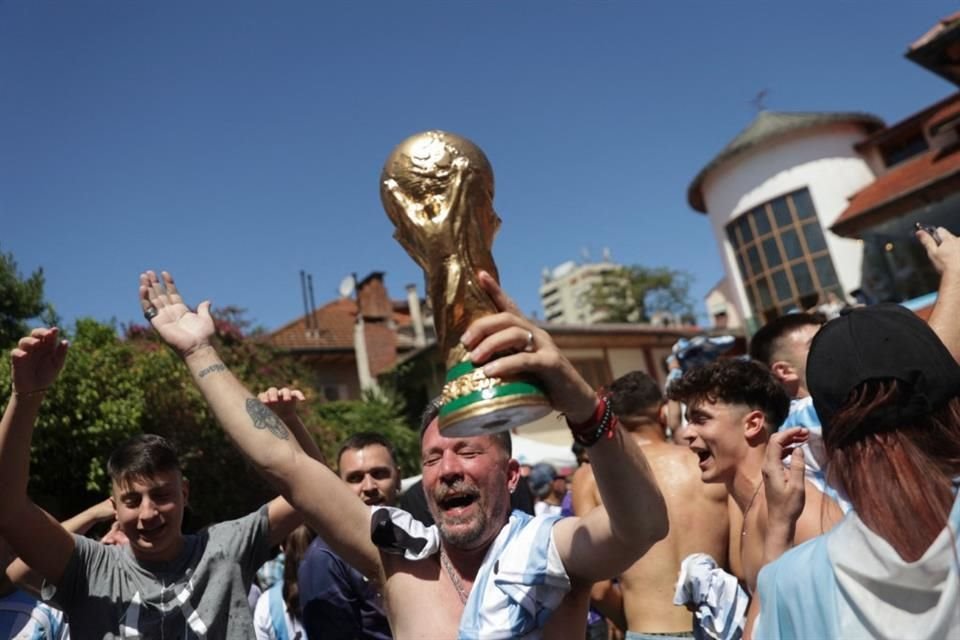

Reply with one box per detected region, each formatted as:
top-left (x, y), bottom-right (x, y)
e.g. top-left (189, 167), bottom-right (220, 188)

top-left (1, 1), bottom-right (956, 332)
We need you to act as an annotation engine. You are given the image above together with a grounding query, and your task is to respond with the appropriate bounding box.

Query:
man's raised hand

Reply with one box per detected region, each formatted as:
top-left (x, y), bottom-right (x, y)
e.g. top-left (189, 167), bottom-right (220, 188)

top-left (460, 270), bottom-right (597, 423)
top-left (916, 226), bottom-right (958, 276)
top-left (258, 387), bottom-right (306, 425)
top-left (762, 427), bottom-right (807, 537)
top-left (139, 270), bottom-right (215, 359)
top-left (11, 327), bottom-right (69, 395)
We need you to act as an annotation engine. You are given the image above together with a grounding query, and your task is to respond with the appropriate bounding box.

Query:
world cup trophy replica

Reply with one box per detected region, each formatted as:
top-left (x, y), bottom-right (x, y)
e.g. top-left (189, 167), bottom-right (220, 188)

top-left (380, 130), bottom-right (552, 436)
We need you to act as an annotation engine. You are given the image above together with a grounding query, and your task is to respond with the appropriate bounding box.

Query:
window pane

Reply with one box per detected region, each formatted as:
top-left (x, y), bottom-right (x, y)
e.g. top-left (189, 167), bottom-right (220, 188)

top-left (781, 228), bottom-right (804, 261)
top-left (757, 278), bottom-right (773, 309)
top-left (792, 189), bottom-right (817, 220)
top-left (771, 197), bottom-right (793, 228)
top-left (748, 283), bottom-right (761, 312)
top-left (772, 269), bottom-right (792, 302)
top-left (752, 206), bottom-right (772, 236)
top-left (762, 237), bottom-right (782, 268)
top-left (747, 245), bottom-right (763, 277)
top-left (738, 215), bottom-right (754, 244)
top-left (814, 256), bottom-right (839, 288)
top-left (792, 263), bottom-right (815, 296)
top-left (736, 252), bottom-right (748, 279)
top-left (802, 222), bottom-right (827, 253)
top-left (727, 225), bottom-right (740, 250)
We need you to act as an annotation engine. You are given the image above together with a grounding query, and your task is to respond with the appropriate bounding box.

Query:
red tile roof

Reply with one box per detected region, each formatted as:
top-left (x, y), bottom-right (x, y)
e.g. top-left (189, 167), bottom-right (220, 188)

top-left (832, 145), bottom-right (960, 235)
top-left (270, 298), bottom-right (358, 351)
top-left (269, 299), bottom-right (412, 351)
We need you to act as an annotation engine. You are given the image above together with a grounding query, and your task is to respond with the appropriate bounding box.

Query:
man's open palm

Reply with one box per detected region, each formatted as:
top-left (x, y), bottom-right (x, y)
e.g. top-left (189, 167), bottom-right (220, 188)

top-left (139, 270), bottom-right (215, 357)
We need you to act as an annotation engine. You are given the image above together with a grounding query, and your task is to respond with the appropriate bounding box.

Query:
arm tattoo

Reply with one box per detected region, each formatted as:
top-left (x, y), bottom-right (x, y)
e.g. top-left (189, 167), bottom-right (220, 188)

top-left (245, 398), bottom-right (290, 440)
top-left (197, 363), bottom-right (227, 378)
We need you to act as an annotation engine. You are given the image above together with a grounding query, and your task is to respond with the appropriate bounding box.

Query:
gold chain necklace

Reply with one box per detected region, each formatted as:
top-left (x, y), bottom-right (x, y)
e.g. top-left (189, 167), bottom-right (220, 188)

top-left (439, 547), bottom-right (471, 604)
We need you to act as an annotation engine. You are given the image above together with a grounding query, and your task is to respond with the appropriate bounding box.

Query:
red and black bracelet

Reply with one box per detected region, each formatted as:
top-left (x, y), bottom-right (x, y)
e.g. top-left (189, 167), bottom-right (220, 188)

top-left (566, 393), bottom-right (618, 447)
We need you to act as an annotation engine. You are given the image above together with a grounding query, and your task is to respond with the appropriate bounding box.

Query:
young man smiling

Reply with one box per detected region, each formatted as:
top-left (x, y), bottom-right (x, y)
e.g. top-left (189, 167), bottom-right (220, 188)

top-left (666, 359), bottom-right (843, 623)
top-left (0, 327), bottom-right (318, 638)
top-left (139, 268), bottom-right (669, 639)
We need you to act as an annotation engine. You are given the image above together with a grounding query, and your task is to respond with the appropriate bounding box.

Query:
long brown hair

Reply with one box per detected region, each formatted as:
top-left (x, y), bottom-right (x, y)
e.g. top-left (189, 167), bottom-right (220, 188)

top-left (282, 525), bottom-right (317, 621)
top-left (825, 381), bottom-right (960, 561)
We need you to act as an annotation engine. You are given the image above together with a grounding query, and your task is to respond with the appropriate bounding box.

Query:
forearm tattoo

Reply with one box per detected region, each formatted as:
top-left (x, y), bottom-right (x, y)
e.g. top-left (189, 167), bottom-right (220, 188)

top-left (197, 363), bottom-right (227, 378)
top-left (245, 398), bottom-right (290, 440)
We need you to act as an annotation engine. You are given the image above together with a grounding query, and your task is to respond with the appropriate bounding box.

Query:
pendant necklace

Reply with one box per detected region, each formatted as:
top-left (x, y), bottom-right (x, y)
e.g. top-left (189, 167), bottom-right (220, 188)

top-left (740, 479), bottom-right (764, 538)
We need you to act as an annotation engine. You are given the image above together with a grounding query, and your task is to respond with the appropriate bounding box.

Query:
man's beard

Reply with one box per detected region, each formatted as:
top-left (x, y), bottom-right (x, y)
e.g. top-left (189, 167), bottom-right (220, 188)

top-left (437, 504), bottom-right (489, 547)
top-left (432, 479), bottom-right (498, 548)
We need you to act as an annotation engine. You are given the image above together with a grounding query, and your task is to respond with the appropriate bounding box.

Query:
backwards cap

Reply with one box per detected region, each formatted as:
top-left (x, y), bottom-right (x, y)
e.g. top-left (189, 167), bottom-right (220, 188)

top-left (807, 303), bottom-right (960, 432)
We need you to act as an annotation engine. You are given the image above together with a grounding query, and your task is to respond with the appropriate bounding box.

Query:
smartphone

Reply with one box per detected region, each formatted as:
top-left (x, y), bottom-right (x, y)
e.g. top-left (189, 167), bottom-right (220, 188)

top-left (915, 222), bottom-right (943, 246)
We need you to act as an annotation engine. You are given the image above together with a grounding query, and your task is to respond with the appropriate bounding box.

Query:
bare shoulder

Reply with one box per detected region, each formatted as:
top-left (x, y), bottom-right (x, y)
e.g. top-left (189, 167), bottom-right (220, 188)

top-left (796, 480), bottom-right (844, 541)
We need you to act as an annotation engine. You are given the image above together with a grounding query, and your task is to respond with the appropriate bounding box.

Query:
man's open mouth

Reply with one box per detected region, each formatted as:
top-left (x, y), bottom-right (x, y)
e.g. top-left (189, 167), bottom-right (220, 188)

top-left (692, 447), bottom-right (712, 467)
top-left (439, 493), bottom-right (478, 512)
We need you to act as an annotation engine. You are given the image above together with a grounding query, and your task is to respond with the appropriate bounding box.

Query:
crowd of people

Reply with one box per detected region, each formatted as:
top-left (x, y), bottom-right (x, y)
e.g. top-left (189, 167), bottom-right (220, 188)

top-left (0, 224), bottom-right (957, 639)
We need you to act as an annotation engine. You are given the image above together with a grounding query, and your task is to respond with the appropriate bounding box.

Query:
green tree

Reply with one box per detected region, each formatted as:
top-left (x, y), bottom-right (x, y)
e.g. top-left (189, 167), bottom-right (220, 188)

top-left (0, 248), bottom-right (51, 347)
top-left (586, 265), bottom-right (695, 324)
top-left (2, 299), bottom-right (418, 528)
top-left (0, 318), bottom-right (144, 518)
top-left (309, 390), bottom-right (421, 477)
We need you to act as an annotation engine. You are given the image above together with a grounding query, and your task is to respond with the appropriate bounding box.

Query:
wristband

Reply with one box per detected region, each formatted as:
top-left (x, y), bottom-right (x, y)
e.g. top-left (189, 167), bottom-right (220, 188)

top-left (566, 393), bottom-right (617, 447)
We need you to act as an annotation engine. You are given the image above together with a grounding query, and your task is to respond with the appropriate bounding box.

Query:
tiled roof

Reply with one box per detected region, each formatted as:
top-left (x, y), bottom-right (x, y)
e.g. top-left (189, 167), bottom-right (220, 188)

top-left (832, 144), bottom-right (960, 236)
top-left (909, 10), bottom-right (960, 52)
top-left (269, 298), bottom-right (412, 351)
top-left (688, 111), bottom-right (885, 213)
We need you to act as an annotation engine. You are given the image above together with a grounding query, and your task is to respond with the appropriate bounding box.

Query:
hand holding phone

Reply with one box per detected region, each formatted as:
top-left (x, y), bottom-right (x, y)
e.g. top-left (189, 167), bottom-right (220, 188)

top-left (915, 222), bottom-right (943, 246)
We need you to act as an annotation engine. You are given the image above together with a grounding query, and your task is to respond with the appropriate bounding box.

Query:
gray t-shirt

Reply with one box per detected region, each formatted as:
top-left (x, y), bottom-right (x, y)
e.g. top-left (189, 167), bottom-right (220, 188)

top-left (48, 506), bottom-right (270, 639)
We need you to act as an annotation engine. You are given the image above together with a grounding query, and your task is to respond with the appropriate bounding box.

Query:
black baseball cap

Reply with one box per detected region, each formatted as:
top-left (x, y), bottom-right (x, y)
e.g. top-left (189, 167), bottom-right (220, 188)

top-left (807, 303), bottom-right (960, 432)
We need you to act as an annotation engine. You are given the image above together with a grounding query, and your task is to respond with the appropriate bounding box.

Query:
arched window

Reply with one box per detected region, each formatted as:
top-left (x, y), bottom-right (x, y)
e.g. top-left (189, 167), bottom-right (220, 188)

top-left (726, 188), bottom-right (840, 323)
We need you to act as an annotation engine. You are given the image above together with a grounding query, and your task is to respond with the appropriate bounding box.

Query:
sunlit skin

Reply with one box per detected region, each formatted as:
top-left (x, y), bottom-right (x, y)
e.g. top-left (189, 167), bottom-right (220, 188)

top-left (110, 469), bottom-right (188, 563)
top-left (420, 418), bottom-right (520, 551)
top-left (772, 324), bottom-right (820, 399)
top-left (338, 444), bottom-right (400, 507)
top-left (682, 400), bottom-right (757, 485)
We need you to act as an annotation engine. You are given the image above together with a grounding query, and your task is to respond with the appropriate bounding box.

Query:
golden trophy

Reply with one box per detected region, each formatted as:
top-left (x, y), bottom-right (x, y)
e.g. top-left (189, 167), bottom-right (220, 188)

top-left (380, 130), bottom-right (552, 436)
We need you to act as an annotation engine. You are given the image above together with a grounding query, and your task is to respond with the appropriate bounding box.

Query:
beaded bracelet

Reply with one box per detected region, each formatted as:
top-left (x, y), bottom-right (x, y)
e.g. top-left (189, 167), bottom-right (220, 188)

top-left (566, 393), bottom-right (618, 447)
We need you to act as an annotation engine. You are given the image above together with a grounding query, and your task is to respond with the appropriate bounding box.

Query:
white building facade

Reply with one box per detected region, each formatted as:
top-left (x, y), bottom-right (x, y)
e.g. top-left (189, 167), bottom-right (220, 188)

top-left (688, 112), bottom-right (883, 332)
top-left (539, 259), bottom-right (623, 324)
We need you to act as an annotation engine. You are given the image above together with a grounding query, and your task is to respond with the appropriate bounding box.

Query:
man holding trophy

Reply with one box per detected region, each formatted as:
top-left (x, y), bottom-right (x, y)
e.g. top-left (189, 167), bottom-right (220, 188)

top-left (138, 130), bottom-right (667, 638)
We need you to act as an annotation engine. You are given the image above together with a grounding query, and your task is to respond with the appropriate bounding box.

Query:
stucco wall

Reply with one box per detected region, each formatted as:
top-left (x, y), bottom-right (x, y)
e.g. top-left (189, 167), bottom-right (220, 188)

top-left (700, 123), bottom-right (876, 327)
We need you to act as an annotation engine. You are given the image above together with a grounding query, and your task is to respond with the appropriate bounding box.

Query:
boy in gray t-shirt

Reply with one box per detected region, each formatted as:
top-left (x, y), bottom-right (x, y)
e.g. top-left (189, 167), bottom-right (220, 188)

top-left (51, 506), bottom-right (269, 638)
top-left (0, 328), bottom-right (317, 639)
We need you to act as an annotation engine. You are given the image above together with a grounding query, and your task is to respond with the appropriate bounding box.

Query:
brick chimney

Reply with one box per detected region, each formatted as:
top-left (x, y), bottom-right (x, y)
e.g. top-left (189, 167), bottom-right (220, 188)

top-left (357, 272), bottom-right (392, 321)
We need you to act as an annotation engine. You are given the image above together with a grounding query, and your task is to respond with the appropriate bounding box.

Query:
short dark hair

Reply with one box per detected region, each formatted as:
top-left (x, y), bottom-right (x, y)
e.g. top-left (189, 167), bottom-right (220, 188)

top-left (667, 359), bottom-right (790, 429)
top-left (107, 434), bottom-right (181, 485)
top-left (748, 312), bottom-right (824, 366)
top-left (337, 432), bottom-right (398, 471)
top-left (419, 396), bottom-right (512, 457)
top-left (608, 371), bottom-right (663, 418)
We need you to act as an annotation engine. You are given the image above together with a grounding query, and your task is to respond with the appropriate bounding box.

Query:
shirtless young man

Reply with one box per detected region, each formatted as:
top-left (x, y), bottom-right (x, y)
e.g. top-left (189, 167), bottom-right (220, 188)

top-left (139, 269), bottom-right (668, 639)
top-left (666, 359), bottom-right (843, 633)
top-left (575, 371), bottom-right (729, 639)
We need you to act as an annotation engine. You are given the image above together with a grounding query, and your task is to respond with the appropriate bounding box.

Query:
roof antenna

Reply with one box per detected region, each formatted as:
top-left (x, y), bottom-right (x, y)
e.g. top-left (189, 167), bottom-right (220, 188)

top-left (300, 270), bottom-right (312, 334)
top-left (750, 88), bottom-right (769, 114)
